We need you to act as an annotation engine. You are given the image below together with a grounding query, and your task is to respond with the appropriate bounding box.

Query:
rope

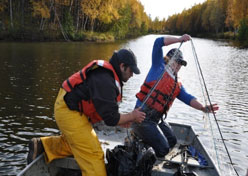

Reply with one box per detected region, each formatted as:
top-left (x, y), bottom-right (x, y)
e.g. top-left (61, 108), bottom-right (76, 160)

top-left (190, 39), bottom-right (239, 176)
top-left (190, 41), bottom-right (221, 170)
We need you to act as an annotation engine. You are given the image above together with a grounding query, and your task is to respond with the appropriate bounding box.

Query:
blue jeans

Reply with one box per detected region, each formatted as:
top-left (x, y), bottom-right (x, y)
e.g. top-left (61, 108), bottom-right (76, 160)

top-left (132, 119), bottom-right (177, 157)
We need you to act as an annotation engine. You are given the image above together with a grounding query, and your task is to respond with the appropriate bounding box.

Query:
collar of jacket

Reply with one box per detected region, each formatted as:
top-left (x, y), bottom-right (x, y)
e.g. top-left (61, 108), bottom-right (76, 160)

top-left (109, 52), bottom-right (124, 87)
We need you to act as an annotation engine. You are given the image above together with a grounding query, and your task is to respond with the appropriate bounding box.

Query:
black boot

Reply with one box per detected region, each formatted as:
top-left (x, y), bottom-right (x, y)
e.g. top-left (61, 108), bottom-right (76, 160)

top-left (27, 138), bottom-right (44, 164)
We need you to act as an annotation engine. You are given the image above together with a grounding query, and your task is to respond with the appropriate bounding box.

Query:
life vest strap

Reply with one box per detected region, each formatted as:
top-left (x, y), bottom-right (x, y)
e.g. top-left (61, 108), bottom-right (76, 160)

top-left (66, 79), bottom-right (73, 90)
top-left (144, 83), bottom-right (152, 89)
top-left (79, 70), bottom-right (84, 81)
top-left (142, 88), bottom-right (170, 111)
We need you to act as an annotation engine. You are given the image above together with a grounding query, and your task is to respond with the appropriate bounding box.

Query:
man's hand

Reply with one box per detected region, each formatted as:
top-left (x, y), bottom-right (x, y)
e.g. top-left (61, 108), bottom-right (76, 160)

top-left (118, 108), bottom-right (146, 126)
top-left (202, 103), bottom-right (219, 113)
top-left (132, 107), bottom-right (146, 123)
top-left (180, 34), bottom-right (191, 42)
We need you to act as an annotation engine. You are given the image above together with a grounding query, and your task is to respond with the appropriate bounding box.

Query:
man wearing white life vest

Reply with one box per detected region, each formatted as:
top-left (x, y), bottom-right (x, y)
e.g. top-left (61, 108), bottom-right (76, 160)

top-left (27, 49), bottom-right (146, 176)
top-left (132, 34), bottom-right (219, 158)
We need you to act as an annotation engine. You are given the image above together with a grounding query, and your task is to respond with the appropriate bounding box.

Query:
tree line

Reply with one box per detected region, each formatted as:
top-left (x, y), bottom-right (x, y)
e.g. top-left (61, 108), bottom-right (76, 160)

top-left (163, 0), bottom-right (248, 46)
top-left (0, 0), bottom-right (158, 41)
top-left (0, 0), bottom-right (247, 46)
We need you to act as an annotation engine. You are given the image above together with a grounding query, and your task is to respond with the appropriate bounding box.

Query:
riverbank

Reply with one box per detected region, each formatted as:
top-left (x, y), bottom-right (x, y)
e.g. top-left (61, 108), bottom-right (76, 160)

top-left (1, 30), bottom-right (247, 48)
top-left (162, 31), bottom-right (248, 48)
top-left (197, 32), bottom-right (248, 48)
top-left (0, 30), bottom-right (116, 42)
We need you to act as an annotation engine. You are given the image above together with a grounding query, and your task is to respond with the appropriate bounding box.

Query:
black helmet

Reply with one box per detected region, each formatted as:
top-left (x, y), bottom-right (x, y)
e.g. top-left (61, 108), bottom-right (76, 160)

top-left (116, 49), bottom-right (140, 74)
top-left (166, 48), bottom-right (187, 66)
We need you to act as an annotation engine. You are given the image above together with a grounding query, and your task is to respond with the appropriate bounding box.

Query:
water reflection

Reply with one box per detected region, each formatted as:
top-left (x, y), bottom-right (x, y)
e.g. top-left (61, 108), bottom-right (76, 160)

top-left (0, 36), bottom-right (248, 175)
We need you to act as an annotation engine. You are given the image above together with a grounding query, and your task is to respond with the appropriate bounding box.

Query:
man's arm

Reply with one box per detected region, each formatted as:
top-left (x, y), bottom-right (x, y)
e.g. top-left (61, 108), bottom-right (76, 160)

top-left (151, 34), bottom-right (191, 68)
top-left (190, 98), bottom-right (219, 113)
top-left (88, 68), bottom-right (145, 126)
top-left (118, 108), bottom-right (145, 125)
top-left (178, 86), bottom-right (219, 113)
top-left (163, 34), bottom-right (191, 46)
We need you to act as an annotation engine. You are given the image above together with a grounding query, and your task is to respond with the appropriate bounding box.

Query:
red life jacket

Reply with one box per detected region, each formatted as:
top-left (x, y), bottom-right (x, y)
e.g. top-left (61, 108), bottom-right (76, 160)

top-left (136, 71), bottom-right (181, 114)
top-left (62, 60), bottom-right (122, 124)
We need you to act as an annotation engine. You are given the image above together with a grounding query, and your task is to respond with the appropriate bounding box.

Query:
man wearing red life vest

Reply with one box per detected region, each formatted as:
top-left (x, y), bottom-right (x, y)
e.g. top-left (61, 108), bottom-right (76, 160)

top-left (27, 49), bottom-right (146, 176)
top-left (132, 34), bottom-right (219, 158)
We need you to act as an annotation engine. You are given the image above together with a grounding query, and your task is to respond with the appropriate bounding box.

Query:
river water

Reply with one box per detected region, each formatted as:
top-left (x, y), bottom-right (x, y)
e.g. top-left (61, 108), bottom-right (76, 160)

top-left (0, 35), bottom-right (247, 176)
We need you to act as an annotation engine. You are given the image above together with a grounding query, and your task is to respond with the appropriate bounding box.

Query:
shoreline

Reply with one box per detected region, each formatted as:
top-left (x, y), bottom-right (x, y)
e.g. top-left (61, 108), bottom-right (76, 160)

top-left (0, 35), bottom-right (245, 49)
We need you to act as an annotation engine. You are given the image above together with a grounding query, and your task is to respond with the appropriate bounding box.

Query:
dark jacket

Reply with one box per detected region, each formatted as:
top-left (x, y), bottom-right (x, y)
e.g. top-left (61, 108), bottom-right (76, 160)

top-left (64, 54), bottom-right (123, 126)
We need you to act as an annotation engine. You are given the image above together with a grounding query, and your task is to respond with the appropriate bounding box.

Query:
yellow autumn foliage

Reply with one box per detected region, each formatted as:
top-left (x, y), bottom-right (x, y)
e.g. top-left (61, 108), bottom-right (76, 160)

top-left (31, 0), bottom-right (50, 19)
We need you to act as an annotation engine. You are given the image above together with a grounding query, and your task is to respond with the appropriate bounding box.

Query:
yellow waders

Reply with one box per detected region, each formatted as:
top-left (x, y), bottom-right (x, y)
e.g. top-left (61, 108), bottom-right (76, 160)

top-left (41, 88), bottom-right (107, 176)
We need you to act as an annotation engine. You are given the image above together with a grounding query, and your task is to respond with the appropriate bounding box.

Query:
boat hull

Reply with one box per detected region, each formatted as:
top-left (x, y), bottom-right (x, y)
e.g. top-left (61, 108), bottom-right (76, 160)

top-left (18, 123), bottom-right (220, 176)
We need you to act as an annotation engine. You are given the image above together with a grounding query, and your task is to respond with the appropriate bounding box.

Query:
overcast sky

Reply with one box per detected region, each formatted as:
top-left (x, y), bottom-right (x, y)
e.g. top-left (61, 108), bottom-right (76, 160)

top-left (139, 0), bottom-right (206, 20)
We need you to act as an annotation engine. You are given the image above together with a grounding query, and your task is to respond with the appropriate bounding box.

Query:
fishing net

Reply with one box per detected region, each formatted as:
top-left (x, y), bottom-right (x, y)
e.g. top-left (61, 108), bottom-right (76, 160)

top-left (106, 134), bottom-right (156, 176)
